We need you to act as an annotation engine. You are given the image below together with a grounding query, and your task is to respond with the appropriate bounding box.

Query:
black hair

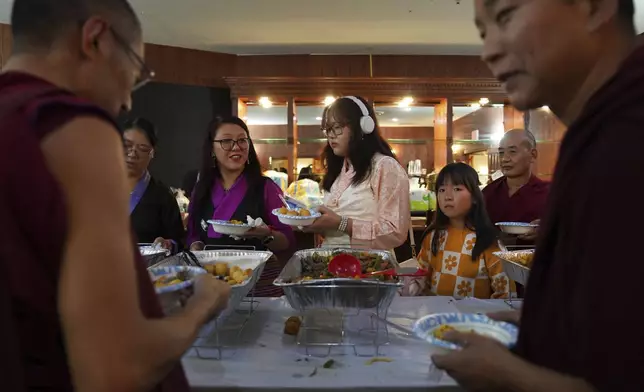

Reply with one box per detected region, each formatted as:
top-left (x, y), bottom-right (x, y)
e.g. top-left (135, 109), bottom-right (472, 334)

top-left (320, 96), bottom-right (397, 192)
top-left (298, 166), bottom-right (314, 181)
top-left (424, 163), bottom-right (497, 261)
top-left (11, 0), bottom-right (140, 52)
top-left (124, 117), bottom-right (157, 147)
top-left (190, 116), bottom-right (262, 234)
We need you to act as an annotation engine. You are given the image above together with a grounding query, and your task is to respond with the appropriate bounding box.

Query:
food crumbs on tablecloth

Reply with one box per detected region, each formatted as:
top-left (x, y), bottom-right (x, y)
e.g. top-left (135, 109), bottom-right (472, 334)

top-left (309, 367), bottom-right (318, 377)
top-left (365, 357), bottom-right (394, 365)
top-left (323, 359), bottom-right (336, 369)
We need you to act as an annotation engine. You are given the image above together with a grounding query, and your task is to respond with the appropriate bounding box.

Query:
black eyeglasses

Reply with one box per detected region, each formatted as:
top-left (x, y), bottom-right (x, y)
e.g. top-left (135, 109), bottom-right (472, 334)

top-left (213, 138), bottom-right (250, 152)
top-left (124, 140), bottom-right (153, 155)
top-left (322, 124), bottom-right (345, 138)
top-left (109, 27), bottom-right (155, 91)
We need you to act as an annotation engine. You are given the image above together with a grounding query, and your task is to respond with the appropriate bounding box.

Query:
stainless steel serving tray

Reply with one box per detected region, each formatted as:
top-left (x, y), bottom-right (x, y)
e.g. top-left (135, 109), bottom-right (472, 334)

top-left (139, 245), bottom-right (170, 268)
top-left (493, 250), bottom-right (533, 286)
top-left (274, 248), bottom-right (402, 312)
top-left (148, 250), bottom-right (272, 323)
top-left (191, 250), bottom-right (272, 323)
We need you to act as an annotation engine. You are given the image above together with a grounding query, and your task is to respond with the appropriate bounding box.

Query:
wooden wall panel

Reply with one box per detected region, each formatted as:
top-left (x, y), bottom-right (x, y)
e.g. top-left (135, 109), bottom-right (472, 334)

top-left (503, 106), bottom-right (524, 131)
top-left (144, 44), bottom-right (235, 87)
top-left (372, 55), bottom-right (492, 78)
top-left (528, 108), bottom-right (566, 180)
top-left (0, 24), bottom-right (11, 67)
top-left (453, 107), bottom-right (503, 141)
top-left (236, 55), bottom-right (370, 77)
top-left (0, 23), bottom-right (497, 93)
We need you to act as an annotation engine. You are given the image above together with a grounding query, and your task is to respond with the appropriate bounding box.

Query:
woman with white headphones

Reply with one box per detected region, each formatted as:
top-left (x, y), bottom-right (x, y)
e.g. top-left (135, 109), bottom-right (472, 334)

top-left (303, 96), bottom-right (410, 251)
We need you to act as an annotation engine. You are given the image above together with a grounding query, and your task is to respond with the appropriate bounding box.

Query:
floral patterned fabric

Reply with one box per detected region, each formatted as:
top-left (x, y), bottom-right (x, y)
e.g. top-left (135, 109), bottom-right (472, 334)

top-left (322, 153), bottom-right (410, 250)
top-left (417, 227), bottom-right (514, 299)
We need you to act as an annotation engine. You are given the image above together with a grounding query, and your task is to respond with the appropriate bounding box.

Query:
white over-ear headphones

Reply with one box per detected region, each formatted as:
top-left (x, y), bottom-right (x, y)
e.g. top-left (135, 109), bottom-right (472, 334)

top-left (342, 96), bottom-right (375, 134)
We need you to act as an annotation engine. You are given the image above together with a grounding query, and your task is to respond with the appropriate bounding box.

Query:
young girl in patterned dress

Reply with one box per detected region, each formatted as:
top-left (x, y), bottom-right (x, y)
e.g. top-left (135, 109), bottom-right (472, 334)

top-left (411, 163), bottom-right (514, 299)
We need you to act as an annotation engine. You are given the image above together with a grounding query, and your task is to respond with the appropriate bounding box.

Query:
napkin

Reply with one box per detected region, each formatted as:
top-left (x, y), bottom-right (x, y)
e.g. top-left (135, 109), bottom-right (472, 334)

top-left (229, 215), bottom-right (263, 240)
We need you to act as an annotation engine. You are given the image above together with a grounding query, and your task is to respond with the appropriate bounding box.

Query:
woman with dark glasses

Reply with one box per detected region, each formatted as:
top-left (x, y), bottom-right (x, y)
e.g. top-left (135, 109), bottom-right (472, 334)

top-left (159, 116), bottom-right (294, 296)
top-left (123, 118), bottom-right (184, 250)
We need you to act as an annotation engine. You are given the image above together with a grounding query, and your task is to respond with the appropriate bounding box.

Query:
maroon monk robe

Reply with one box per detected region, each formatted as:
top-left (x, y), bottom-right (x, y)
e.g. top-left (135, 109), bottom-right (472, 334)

top-left (0, 72), bottom-right (189, 391)
top-left (483, 174), bottom-right (550, 225)
top-left (516, 46), bottom-right (644, 391)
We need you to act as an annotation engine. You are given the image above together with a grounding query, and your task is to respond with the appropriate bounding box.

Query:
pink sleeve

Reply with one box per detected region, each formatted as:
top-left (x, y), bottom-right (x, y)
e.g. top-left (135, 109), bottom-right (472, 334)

top-left (263, 179), bottom-right (295, 248)
top-left (351, 157), bottom-right (410, 249)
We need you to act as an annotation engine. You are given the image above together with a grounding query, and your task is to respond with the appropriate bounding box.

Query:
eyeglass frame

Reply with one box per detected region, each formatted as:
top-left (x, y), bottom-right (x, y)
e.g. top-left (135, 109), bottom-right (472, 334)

top-left (322, 123), bottom-right (346, 138)
top-left (108, 26), bottom-right (155, 91)
top-left (212, 137), bottom-right (251, 152)
top-left (123, 140), bottom-right (154, 155)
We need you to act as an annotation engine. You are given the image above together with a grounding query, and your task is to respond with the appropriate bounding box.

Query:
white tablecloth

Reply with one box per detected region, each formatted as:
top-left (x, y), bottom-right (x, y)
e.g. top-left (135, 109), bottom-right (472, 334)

top-left (183, 296), bottom-right (516, 391)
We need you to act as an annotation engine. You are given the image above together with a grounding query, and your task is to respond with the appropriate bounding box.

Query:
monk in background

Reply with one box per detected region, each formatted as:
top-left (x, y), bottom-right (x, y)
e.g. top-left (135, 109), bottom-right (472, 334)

top-left (484, 128), bottom-right (549, 242)
top-left (433, 0), bottom-right (644, 391)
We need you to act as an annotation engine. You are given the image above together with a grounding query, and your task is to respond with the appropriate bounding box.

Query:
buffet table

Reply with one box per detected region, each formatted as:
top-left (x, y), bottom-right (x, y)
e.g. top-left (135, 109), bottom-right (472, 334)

top-left (183, 296), bottom-right (517, 391)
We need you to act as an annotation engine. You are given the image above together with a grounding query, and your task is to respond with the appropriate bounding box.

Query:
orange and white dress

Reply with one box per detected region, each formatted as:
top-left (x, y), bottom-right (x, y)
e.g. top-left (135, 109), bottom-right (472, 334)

top-left (417, 226), bottom-right (514, 299)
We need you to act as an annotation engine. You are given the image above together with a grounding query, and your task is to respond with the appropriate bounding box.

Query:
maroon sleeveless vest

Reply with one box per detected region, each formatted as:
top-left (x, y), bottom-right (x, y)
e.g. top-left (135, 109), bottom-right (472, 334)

top-left (0, 72), bottom-right (189, 391)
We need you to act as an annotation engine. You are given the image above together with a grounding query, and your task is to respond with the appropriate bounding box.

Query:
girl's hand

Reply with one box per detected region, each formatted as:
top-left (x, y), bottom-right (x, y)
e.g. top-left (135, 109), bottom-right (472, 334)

top-left (303, 206), bottom-right (341, 233)
top-left (153, 237), bottom-right (173, 250)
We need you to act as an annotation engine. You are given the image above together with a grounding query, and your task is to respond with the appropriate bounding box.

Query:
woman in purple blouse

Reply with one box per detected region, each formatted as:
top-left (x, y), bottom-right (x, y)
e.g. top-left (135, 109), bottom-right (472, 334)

top-left (163, 116), bottom-right (294, 296)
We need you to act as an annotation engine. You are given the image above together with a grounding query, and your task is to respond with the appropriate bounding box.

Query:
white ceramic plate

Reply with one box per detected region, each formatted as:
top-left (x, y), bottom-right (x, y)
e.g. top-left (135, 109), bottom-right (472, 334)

top-left (271, 208), bottom-right (321, 227)
top-left (207, 220), bottom-right (252, 236)
top-left (412, 312), bottom-right (518, 351)
top-left (495, 221), bottom-right (538, 235)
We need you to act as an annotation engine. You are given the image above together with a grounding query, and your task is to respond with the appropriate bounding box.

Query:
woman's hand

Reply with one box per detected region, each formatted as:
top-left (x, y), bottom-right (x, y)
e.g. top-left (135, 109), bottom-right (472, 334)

top-left (153, 237), bottom-right (173, 250)
top-left (241, 224), bottom-right (272, 238)
top-left (303, 206), bottom-right (341, 233)
top-left (189, 241), bottom-right (205, 251)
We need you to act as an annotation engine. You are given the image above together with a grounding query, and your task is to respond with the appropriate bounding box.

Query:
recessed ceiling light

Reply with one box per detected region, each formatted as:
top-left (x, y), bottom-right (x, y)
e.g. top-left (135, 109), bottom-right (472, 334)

top-left (392, 118), bottom-right (399, 122)
top-left (323, 96), bottom-right (336, 106)
top-left (315, 117), bottom-right (322, 121)
top-left (479, 97), bottom-right (490, 105)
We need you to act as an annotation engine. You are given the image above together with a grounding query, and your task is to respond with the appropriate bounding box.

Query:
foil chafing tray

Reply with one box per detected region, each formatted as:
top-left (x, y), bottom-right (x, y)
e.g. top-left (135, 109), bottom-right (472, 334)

top-left (274, 248), bottom-right (402, 312)
top-left (493, 250), bottom-right (533, 286)
top-left (139, 245), bottom-right (170, 268)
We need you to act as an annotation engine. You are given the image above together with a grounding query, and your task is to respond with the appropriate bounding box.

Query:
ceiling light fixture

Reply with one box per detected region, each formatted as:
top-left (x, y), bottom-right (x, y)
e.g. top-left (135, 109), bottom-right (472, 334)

top-left (258, 97), bottom-right (272, 108)
top-left (315, 116), bottom-right (322, 121)
top-left (323, 96), bottom-right (336, 106)
top-left (479, 97), bottom-right (490, 105)
top-left (470, 103), bottom-right (481, 109)
top-left (397, 96), bottom-right (414, 107)
top-left (392, 118), bottom-right (399, 122)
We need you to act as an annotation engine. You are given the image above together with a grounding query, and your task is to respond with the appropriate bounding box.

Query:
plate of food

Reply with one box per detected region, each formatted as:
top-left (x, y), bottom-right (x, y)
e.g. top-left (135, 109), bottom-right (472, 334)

top-left (495, 222), bottom-right (538, 235)
top-left (412, 312), bottom-right (518, 352)
top-left (207, 219), bottom-right (252, 236)
top-left (272, 207), bottom-right (321, 227)
top-left (148, 265), bottom-right (206, 294)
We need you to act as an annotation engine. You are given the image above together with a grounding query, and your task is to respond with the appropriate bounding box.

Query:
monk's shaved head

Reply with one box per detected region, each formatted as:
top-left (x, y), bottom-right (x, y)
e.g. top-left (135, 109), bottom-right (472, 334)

top-left (11, 0), bottom-right (140, 53)
top-left (501, 129), bottom-right (537, 150)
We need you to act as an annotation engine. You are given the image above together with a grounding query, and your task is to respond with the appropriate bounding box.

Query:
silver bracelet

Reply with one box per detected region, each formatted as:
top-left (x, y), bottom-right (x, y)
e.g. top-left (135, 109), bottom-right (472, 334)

top-left (338, 216), bottom-right (348, 233)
